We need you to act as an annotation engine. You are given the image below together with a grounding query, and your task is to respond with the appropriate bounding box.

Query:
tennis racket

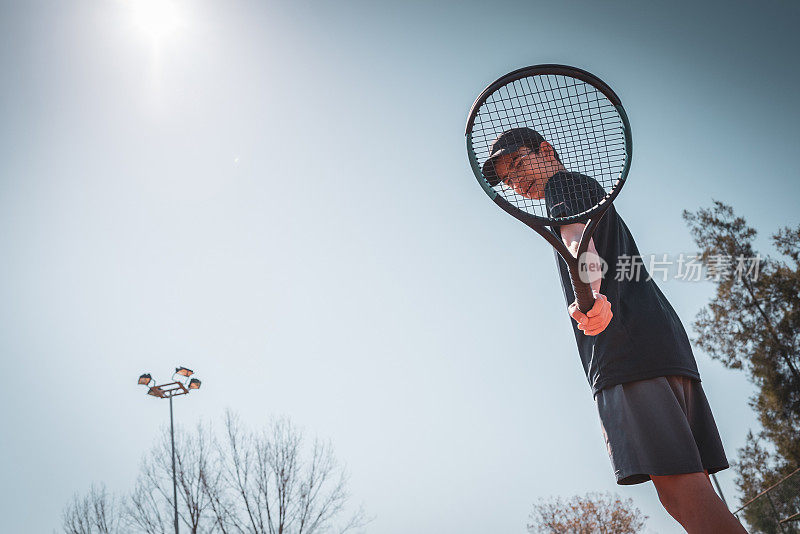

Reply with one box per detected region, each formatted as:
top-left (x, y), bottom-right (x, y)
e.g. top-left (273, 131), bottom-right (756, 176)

top-left (465, 64), bottom-right (632, 313)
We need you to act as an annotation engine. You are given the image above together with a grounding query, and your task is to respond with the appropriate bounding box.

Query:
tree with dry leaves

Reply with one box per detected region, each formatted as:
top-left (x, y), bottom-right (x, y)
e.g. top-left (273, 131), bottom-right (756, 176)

top-left (527, 492), bottom-right (648, 534)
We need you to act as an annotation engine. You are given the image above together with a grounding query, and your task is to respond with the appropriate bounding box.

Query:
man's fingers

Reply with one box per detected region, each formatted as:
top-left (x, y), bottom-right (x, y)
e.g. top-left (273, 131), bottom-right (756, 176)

top-left (578, 318), bottom-right (598, 329)
top-left (569, 306), bottom-right (588, 324)
top-left (571, 297), bottom-right (612, 329)
top-left (586, 294), bottom-right (609, 317)
top-left (581, 312), bottom-right (613, 336)
top-left (580, 318), bottom-right (606, 330)
top-left (581, 311), bottom-right (611, 328)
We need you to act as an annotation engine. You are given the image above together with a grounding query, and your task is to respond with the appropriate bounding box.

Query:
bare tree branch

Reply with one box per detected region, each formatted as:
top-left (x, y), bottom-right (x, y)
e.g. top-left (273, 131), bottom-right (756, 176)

top-left (62, 411), bottom-right (368, 534)
top-left (125, 478), bottom-right (168, 534)
top-left (212, 410), bottom-right (369, 534)
top-left (62, 484), bottom-right (121, 534)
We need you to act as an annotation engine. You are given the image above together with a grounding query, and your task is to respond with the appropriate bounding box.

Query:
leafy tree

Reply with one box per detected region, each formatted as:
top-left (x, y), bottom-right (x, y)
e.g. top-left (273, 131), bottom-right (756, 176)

top-left (683, 201), bottom-right (800, 530)
top-left (527, 492), bottom-right (647, 533)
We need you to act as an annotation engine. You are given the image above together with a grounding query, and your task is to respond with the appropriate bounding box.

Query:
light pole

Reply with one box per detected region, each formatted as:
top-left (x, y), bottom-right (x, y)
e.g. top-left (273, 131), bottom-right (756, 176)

top-left (138, 367), bottom-right (202, 534)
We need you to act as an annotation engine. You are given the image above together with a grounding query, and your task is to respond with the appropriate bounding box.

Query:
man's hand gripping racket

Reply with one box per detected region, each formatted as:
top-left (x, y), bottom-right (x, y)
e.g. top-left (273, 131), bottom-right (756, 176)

top-left (465, 65), bottom-right (632, 335)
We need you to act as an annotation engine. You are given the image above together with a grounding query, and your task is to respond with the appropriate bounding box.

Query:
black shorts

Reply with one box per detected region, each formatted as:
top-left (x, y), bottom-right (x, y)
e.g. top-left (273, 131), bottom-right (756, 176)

top-left (595, 375), bottom-right (730, 485)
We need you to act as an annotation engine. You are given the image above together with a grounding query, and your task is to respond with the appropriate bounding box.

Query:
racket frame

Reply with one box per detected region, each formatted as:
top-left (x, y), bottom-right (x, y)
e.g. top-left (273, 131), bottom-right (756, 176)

top-left (465, 64), bottom-right (633, 313)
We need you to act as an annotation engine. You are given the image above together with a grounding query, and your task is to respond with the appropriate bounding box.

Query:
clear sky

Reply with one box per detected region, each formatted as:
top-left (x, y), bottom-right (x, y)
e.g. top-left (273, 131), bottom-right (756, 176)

top-left (1, 1), bottom-right (798, 532)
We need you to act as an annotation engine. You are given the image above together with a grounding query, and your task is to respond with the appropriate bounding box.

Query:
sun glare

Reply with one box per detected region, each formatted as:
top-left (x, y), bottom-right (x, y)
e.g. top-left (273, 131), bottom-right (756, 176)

top-left (129, 0), bottom-right (185, 41)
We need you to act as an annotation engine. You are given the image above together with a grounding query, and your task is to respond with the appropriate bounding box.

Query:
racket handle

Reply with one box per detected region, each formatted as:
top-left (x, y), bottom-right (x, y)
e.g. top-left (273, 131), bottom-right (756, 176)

top-left (569, 270), bottom-right (595, 314)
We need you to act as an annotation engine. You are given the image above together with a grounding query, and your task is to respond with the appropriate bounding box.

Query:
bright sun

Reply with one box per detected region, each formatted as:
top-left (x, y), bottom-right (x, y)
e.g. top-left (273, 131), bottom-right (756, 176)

top-left (129, 0), bottom-right (184, 41)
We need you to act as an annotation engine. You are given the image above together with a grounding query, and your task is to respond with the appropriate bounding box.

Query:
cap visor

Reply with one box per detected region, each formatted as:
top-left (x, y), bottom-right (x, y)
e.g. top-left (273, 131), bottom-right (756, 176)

top-left (481, 144), bottom-right (523, 187)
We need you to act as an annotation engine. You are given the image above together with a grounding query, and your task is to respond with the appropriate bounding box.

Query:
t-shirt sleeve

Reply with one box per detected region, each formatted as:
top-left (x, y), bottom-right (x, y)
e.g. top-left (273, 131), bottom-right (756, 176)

top-left (544, 173), bottom-right (607, 220)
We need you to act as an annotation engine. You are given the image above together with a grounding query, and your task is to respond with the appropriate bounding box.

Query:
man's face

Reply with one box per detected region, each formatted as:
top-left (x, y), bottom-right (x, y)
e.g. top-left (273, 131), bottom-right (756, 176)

top-left (492, 145), bottom-right (556, 200)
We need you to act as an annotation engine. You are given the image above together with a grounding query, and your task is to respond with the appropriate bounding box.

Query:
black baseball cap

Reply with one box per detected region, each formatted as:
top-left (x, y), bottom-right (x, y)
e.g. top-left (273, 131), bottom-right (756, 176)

top-left (481, 127), bottom-right (546, 187)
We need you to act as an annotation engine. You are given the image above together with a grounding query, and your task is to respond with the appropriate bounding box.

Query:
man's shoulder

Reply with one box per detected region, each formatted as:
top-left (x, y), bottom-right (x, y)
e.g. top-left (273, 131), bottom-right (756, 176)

top-left (544, 172), bottom-right (605, 199)
top-left (544, 171), bottom-right (607, 219)
top-left (545, 170), bottom-right (599, 185)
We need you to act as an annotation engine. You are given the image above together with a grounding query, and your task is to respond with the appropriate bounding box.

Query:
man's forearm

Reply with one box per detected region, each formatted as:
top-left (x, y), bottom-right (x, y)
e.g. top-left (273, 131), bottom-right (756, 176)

top-left (560, 224), bottom-right (604, 297)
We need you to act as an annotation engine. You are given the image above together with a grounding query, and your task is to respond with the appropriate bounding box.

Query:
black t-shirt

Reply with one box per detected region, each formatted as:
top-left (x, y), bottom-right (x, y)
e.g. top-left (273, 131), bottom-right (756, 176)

top-left (544, 171), bottom-right (700, 397)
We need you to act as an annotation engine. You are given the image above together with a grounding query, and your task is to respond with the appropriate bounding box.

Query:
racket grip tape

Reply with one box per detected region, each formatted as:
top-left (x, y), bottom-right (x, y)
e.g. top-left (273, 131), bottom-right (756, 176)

top-left (568, 268), bottom-right (595, 314)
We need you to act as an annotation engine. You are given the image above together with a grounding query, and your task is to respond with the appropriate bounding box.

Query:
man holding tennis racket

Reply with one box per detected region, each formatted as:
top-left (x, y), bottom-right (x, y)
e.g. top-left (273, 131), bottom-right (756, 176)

top-left (482, 126), bottom-right (747, 533)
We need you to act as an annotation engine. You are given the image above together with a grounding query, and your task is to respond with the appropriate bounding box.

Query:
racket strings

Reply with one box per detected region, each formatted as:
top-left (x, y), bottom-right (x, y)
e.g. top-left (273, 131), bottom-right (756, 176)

top-left (471, 74), bottom-right (627, 220)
